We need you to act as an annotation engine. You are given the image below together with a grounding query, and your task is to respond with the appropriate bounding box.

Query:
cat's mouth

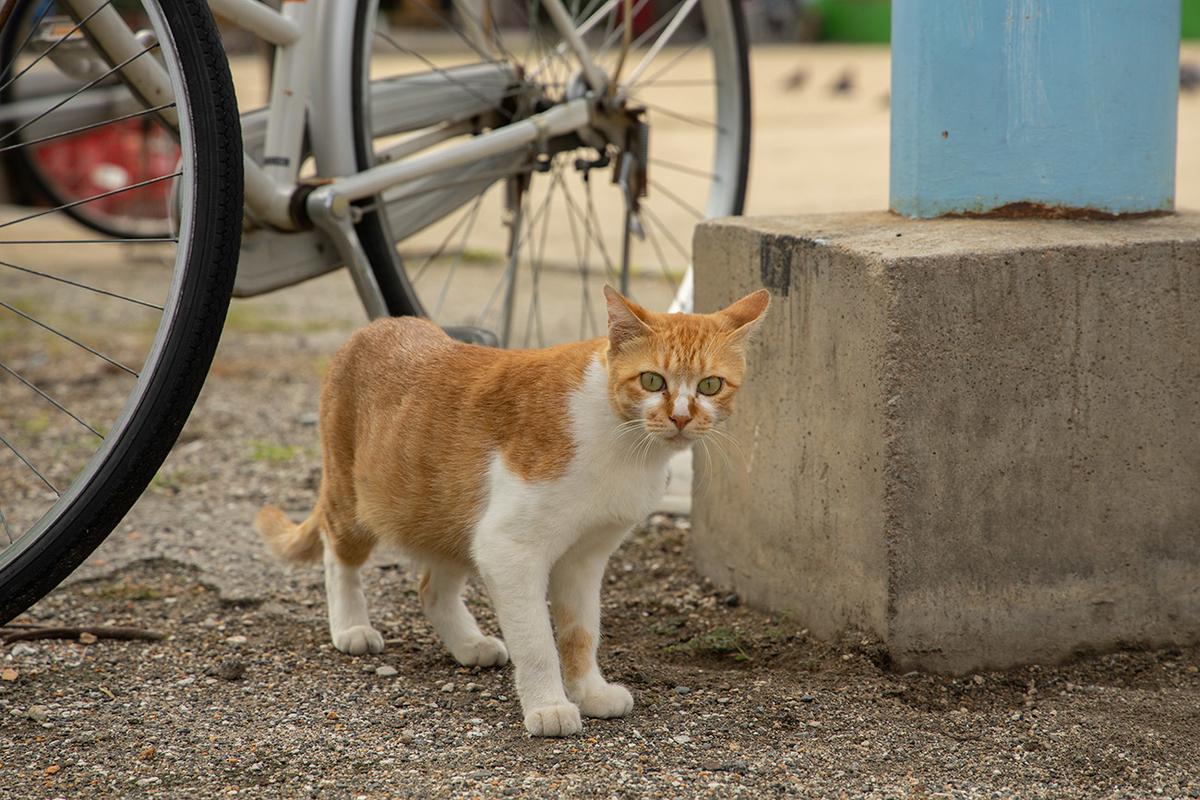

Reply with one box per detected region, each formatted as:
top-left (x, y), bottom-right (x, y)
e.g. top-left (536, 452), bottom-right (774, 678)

top-left (663, 430), bottom-right (698, 449)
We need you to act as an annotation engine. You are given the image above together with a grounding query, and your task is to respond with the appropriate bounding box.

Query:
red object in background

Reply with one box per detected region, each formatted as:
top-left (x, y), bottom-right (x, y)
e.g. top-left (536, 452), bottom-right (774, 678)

top-left (29, 117), bottom-right (179, 226)
top-left (617, 0), bottom-right (655, 38)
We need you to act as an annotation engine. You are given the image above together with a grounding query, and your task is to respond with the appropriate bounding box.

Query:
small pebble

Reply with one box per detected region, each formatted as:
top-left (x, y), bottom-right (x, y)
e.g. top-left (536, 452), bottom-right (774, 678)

top-left (27, 705), bottom-right (50, 723)
top-left (465, 682), bottom-right (482, 692)
top-left (225, 635), bottom-right (248, 646)
top-left (723, 594), bottom-right (740, 607)
top-left (672, 686), bottom-right (691, 695)
top-left (10, 643), bottom-right (37, 657)
top-left (376, 666), bottom-right (398, 677)
top-left (440, 682), bottom-right (455, 693)
top-left (214, 659), bottom-right (246, 681)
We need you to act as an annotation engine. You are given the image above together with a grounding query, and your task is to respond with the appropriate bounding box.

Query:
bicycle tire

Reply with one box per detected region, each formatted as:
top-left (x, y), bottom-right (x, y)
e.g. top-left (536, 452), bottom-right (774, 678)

top-left (348, 0), bottom-right (751, 346)
top-left (0, 0), bottom-right (242, 623)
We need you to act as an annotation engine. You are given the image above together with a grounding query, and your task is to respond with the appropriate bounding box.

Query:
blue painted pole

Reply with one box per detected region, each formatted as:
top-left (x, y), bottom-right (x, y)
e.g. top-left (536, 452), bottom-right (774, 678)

top-left (890, 0), bottom-right (1181, 218)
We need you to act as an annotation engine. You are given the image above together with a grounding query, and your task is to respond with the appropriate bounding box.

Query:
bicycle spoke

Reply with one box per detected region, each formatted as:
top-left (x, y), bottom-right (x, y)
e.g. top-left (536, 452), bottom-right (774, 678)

top-left (526, 0), bottom-right (623, 82)
top-left (640, 201), bottom-right (692, 263)
top-left (0, 502), bottom-right (11, 544)
top-left (371, 28), bottom-right (518, 124)
top-left (0, 238), bottom-right (177, 245)
top-left (559, 170), bottom-right (602, 339)
top-left (649, 156), bottom-right (716, 182)
top-left (431, 193), bottom-right (490, 319)
top-left (626, 29), bottom-right (712, 92)
top-left (0, 431), bottom-right (60, 497)
top-left (0, 102), bottom-right (176, 156)
top-left (0, 362), bottom-right (105, 440)
top-left (0, 39), bottom-right (163, 147)
top-left (523, 167), bottom-right (567, 347)
top-left (0, 300), bottom-right (137, 377)
top-left (638, 201), bottom-right (683, 291)
top-left (409, 189), bottom-right (491, 286)
top-left (647, 176), bottom-right (706, 220)
top-left (0, 1), bottom-right (107, 95)
top-left (1, 261), bottom-right (165, 310)
top-left (638, 99), bottom-right (719, 130)
top-left (0, 3), bottom-right (54, 85)
top-left (0, 171), bottom-right (181, 231)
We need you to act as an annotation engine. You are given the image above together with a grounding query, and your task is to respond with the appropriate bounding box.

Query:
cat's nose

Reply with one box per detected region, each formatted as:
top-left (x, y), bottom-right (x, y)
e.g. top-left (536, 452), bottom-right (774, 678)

top-left (671, 414), bottom-right (690, 431)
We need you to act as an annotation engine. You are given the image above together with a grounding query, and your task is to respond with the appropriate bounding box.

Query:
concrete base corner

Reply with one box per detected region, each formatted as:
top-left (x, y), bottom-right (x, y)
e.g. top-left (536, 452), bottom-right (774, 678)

top-left (691, 211), bottom-right (1200, 674)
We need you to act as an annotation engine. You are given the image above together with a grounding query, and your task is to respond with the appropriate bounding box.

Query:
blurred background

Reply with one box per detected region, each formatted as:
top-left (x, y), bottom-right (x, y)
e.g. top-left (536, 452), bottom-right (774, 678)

top-left (3, 0), bottom-right (1197, 216)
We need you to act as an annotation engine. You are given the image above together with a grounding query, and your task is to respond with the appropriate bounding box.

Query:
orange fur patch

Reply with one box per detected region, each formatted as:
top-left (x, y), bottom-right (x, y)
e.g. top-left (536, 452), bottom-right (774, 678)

top-left (556, 625), bottom-right (595, 684)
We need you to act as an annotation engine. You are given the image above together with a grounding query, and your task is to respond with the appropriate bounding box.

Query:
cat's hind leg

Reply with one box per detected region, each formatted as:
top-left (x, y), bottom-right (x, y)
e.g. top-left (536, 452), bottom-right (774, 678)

top-left (549, 534), bottom-right (634, 721)
top-left (323, 515), bottom-right (385, 655)
top-left (419, 559), bottom-right (508, 667)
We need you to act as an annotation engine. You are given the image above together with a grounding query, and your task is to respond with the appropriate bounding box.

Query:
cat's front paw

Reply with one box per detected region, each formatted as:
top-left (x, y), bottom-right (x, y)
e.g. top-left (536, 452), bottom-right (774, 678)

top-left (575, 683), bottom-right (634, 719)
top-left (452, 636), bottom-right (508, 668)
top-left (333, 625), bottom-right (385, 655)
top-left (524, 703), bottom-right (582, 737)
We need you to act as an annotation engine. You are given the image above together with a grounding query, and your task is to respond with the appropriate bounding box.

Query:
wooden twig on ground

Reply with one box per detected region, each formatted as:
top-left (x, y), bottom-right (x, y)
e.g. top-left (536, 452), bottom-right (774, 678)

top-left (0, 626), bottom-right (164, 644)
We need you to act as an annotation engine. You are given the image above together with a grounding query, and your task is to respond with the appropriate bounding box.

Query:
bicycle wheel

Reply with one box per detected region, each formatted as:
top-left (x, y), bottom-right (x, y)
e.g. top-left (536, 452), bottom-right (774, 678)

top-left (0, 0), bottom-right (242, 622)
top-left (0, 0), bottom-right (181, 239)
top-left (350, 0), bottom-right (750, 347)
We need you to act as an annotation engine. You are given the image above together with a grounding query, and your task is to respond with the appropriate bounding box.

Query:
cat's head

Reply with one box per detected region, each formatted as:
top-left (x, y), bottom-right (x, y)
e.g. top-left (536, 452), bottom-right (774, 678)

top-left (603, 285), bottom-right (769, 450)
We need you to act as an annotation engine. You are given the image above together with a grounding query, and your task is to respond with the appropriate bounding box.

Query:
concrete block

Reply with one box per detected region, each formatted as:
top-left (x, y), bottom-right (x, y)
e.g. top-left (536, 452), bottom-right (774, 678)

top-left (692, 211), bottom-right (1200, 673)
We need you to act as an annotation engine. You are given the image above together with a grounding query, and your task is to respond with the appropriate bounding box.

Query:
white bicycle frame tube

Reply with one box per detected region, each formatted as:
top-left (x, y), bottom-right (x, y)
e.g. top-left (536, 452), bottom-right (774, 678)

top-left (204, 0), bottom-right (608, 231)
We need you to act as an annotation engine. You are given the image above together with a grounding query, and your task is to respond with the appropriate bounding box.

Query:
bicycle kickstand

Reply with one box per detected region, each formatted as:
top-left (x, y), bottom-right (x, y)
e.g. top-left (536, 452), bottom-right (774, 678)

top-left (304, 186), bottom-right (389, 321)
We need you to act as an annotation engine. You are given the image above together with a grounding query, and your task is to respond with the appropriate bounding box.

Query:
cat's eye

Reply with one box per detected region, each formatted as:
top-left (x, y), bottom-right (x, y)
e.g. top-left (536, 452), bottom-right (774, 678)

top-left (698, 376), bottom-right (723, 396)
top-left (640, 372), bottom-right (666, 392)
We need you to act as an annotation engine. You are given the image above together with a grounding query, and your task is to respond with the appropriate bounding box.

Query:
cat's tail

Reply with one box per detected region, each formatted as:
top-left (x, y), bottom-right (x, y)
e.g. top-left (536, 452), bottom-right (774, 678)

top-left (254, 506), bottom-right (324, 563)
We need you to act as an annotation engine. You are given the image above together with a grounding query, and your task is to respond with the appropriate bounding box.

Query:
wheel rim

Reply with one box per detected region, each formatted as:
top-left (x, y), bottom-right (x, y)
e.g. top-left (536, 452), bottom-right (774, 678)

top-left (357, 0), bottom-right (748, 347)
top-left (0, 3), bottom-right (200, 571)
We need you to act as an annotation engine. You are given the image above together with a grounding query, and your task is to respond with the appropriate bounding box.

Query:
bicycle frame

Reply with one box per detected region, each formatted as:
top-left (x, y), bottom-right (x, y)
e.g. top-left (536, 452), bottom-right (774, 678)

top-left (64, 0), bottom-right (618, 315)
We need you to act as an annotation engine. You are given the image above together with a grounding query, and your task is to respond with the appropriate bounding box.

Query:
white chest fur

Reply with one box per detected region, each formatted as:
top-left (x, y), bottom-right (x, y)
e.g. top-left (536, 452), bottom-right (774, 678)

top-left (476, 356), bottom-right (672, 562)
top-left (563, 356), bottom-right (675, 525)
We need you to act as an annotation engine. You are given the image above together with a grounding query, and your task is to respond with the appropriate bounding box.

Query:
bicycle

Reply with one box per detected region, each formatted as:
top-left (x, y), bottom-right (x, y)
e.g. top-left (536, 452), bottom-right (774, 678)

top-left (0, 0), bottom-right (751, 622)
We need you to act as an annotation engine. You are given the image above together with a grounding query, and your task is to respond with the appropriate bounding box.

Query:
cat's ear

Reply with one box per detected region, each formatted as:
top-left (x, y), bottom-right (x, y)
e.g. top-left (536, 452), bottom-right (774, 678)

top-left (718, 289), bottom-right (770, 348)
top-left (604, 284), bottom-right (653, 351)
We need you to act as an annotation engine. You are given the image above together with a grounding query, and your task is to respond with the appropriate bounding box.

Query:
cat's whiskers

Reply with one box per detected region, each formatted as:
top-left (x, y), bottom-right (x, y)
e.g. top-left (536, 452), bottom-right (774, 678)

top-left (694, 438), bottom-right (715, 500)
top-left (610, 419), bottom-right (650, 453)
top-left (635, 430), bottom-right (658, 471)
top-left (707, 425), bottom-right (747, 469)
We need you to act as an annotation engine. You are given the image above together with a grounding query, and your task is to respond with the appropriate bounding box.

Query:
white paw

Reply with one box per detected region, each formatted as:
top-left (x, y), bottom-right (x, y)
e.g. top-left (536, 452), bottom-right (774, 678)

top-left (576, 683), bottom-right (634, 719)
top-left (452, 636), bottom-right (509, 668)
top-left (333, 625), bottom-right (385, 655)
top-left (524, 703), bottom-right (582, 737)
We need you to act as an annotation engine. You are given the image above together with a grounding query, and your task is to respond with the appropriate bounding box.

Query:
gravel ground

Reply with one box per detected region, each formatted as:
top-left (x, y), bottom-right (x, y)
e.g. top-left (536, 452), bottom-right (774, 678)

top-left (4, 42), bottom-right (1200, 799)
top-left (3, 521), bottom-right (1200, 799)
top-left (2, 274), bottom-right (1200, 800)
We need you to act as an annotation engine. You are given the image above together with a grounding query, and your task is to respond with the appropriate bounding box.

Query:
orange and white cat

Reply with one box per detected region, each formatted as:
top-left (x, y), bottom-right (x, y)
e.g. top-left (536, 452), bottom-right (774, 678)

top-left (255, 285), bottom-right (768, 737)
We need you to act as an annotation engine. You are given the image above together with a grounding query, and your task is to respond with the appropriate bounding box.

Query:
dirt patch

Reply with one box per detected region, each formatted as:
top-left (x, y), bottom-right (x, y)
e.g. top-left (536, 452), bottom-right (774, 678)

top-left (3, 509), bottom-right (1200, 798)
